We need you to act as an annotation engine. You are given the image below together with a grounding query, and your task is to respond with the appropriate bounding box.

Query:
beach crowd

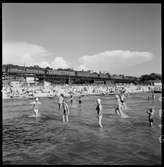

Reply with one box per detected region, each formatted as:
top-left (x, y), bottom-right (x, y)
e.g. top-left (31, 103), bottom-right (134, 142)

top-left (2, 82), bottom-right (156, 99)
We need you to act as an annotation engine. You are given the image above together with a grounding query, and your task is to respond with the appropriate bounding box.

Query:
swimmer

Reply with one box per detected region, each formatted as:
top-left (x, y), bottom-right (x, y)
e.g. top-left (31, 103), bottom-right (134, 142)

top-left (62, 98), bottom-right (69, 123)
top-left (146, 107), bottom-right (155, 127)
top-left (96, 98), bottom-right (103, 128)
top-left (58, 94), bottom-right (64, 112)
top-left (31, 97), bottom-right (41, 117)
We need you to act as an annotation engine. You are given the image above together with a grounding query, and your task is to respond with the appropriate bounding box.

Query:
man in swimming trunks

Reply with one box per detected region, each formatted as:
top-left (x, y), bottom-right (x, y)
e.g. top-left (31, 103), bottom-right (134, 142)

top-left (62, 98), bottom-right (70, 122)
top-left (31, 97), bottom-right (41, 117)
top-left (96, 98), bottom-right (103, 128)
top-left (146, 107), bottom-right (155, 127)
top-left (58, 94), bottom-right (64, 112)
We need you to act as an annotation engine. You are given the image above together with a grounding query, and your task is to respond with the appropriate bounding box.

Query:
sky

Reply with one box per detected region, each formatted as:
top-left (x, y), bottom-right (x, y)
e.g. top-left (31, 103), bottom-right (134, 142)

top-left (2, 3), bottom-right (161, 76)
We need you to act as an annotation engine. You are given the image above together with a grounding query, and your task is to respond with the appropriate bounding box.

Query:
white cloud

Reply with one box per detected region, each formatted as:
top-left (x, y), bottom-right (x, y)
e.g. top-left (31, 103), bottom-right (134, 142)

top-left (3, 42), bottom-right (71, 69)
top-left (77, 50), bottom-right (153, 73)
top-left (39, 57), bottom-right (70, 69)
top-left (3, 41), bottom-right (51, 66)
top-left (39, 61), bottom-right (51, 68)
top-left (51, 57), bottom-right (70, 69)
top-left (3, 43), bottom-right (153, 74)
top-left (74, 64), bottom-right (89, 71)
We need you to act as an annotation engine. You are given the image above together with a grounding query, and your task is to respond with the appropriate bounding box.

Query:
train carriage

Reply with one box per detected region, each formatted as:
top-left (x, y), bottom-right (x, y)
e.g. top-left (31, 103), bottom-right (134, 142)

top-left (9, 68), bottom-right (26, 74)
top-left (88, 72), bottom-right (98, 78)
top-left (99, 73), bottom-right (109, 79)
top-left (76, 71), bottom-right (98, 78)
top-left (47, 69), bottom-right (75, 76)
top-left (25, 68), bottom-right (38, 74)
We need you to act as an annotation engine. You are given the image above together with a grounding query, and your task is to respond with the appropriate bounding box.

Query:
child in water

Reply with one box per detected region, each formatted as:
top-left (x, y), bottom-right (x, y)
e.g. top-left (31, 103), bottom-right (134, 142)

top-left (146, 107), bottom-right (155, 127)
top-left (96, 98), bottom-right (103, 128)
top-left (62, 98), bottom-right (70, 123)
top-left (31, 97), bottom-right (41, 117)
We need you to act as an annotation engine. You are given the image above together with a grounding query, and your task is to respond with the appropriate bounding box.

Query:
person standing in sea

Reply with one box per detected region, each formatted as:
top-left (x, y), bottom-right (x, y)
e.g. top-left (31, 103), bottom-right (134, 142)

top-left (119, 92), bottom-right (127, 110)
top-left (115, 94), bottom-right (122, 115)
top-left (146, 107), bottom-right (155, 127)
top-left (58, 94), bottom-right (64, 112)
top-left (31, 97), bottom-right (41, 117)
top-left (62, 98), bottom-right (70, 123)
top-left (115, 94), bottom-right (129, 118)
top-left (96, 98), bottom-right (103, 128)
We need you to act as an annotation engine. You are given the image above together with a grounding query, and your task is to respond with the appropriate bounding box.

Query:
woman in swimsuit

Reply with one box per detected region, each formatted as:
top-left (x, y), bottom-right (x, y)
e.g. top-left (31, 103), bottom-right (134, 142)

top-left (58, 94), bottom-right (64, 112)
top-left (31, 97), bottom-right (41, 117)
top-left (62, 98), bottom-right (69, 122)
top-left (115, 94), bottom-right (121, 115)
top-left (96, 98), bottom-right (103, 128)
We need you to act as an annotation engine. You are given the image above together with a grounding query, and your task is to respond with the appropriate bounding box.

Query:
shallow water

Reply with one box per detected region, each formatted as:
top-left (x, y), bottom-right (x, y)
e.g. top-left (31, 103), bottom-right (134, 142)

top-left (3, 92), bottom-right (162, 165)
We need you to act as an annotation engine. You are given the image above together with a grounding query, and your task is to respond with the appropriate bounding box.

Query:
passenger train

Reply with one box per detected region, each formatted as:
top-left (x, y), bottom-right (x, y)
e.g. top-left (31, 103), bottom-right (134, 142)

top-left (2, 64), bottom-right (110, 79)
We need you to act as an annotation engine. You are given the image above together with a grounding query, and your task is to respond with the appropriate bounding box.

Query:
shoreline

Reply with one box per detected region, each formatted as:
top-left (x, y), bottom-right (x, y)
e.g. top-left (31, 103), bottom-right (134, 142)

top-left (2, 91), bottom-right (157, 100)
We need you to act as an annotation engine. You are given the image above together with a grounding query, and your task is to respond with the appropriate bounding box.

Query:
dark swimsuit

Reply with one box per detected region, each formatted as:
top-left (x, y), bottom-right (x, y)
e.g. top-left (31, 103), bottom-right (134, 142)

top-left (148, 114), bottom-right (153, 122)
top-left (63, 109), bottom-right (67, 115)
top-left (63, 103), bottom-right (68, 115)
top-left (148, 110), bottom-right (153, 122)
top-left (96, 105), bottom-right (102, 116)
top-left (79, 99), bottom-right (81, 104)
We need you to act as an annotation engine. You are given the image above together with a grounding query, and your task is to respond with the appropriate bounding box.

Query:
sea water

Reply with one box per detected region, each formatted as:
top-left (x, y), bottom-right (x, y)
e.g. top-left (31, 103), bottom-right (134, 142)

top-left (3, 92), bottom-right (162, 165)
